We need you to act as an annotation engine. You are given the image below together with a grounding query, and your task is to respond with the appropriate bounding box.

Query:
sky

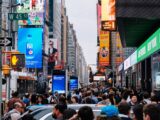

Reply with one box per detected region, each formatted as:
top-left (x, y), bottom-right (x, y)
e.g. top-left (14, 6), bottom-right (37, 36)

top-left (65, 0), bottom-right (98, 65)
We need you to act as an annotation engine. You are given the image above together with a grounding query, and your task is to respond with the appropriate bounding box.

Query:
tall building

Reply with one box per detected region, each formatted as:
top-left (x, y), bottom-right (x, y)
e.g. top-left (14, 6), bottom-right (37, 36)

top-left (67, 24), bottom-right (77, 76)
top-left (53, 0), bottom-right (62, 62)
top-left (61, 0), bottom-right (68, 67)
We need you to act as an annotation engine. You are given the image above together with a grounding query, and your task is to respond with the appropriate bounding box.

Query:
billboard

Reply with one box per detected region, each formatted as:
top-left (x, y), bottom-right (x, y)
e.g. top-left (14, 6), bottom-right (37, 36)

top-left (52, 75), bottom-right (65, 93)
top-left (17, 0), bottom-right (44, 25)
top-left (99, 31), bottom-right (110, 66)
top-left (69, 79), bottom-right (78, 91)
top-left (18, 28), bottom-right (42, 68)
top-left (101, 0), bottom-right (116, 30)
top-left (97, 3), bottom-right (101, 37)
top-left (48, 39), bottom-right (58, 74)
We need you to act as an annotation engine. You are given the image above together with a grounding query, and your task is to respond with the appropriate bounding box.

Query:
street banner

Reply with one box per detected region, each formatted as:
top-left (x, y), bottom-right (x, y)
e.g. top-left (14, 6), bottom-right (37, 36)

top-left (99, 31), bottom-right (110, 66)
top-left (115, 32), bottom-right (123, 66)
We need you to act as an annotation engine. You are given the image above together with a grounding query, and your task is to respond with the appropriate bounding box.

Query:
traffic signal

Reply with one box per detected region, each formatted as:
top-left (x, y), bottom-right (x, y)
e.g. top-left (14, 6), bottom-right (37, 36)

top-left (11, 54), bottom-right (25, 68)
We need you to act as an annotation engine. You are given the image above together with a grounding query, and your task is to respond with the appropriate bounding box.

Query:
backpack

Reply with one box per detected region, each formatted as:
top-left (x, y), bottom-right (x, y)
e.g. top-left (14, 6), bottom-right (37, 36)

top-left (2, 111), bottom-right (18, 120)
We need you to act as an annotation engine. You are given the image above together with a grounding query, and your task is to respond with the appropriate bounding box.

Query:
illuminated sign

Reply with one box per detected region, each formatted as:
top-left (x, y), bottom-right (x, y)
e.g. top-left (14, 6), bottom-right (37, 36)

top-left (137, 28), bottom-right (160, 62)
top-left (17, 0), bottom-right (44, 25)
top-left (99, 31), bottom-right (110, 66)
top-left (101, 0), bottom-right (116, 30)
top-left (93, 76), bottom-right (106, 81)
top-left (52, 75), bottom-right (65, 93)
top-left (18, 28), bottom-right (42, 68)
top-left (11, 54), bottom-right (25, 68)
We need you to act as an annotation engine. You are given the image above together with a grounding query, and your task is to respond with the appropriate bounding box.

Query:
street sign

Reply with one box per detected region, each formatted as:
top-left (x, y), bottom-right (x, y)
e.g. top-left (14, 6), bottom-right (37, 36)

top-left (8, 13), bottom-right (28, 20)
top-left (0, 37), bottom-right (12, 46)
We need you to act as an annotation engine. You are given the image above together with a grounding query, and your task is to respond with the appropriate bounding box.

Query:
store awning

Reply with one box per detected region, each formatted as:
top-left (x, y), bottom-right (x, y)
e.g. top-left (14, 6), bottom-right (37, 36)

top-left (116, 0), bottom-right (160, 47)
top-left (18, 76), bottom-right (35, 80)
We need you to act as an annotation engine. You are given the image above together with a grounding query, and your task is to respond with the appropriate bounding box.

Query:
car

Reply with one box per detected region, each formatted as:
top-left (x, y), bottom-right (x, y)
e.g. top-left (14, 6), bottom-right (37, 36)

top-left (23, 104), bottom-right (104, 120)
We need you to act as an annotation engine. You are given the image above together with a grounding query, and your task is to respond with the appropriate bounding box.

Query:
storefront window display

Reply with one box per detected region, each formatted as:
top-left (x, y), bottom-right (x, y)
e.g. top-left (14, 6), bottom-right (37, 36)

top-left (152, 52), bottom-right (160, 90)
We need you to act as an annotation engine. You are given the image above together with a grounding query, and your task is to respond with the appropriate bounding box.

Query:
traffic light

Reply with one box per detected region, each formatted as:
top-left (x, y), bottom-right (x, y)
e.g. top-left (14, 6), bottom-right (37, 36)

top-left (11, 54), bottom-right (25, 68)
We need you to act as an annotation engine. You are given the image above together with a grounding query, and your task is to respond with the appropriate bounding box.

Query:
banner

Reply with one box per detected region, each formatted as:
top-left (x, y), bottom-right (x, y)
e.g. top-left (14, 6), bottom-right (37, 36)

top-left (115, 32), bottom-right (123, 65)
top-left (99, 31), bottom-right (110, 66)
top-left (101, 0), bottom-right (116, 30)
top-left (17, 0), bottom-right (44, 25)
top-left (97, 3), bottom-right (101, 37)
top-left (18, 28), bottom-right (42, 68)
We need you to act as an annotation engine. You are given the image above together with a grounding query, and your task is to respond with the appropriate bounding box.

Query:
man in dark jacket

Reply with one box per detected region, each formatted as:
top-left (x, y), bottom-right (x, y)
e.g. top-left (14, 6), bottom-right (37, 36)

top-left (118, 102), bottom-right (132, 120)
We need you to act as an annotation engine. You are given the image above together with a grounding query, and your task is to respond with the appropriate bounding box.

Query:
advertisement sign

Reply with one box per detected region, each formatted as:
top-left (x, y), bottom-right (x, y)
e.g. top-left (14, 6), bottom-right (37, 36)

top-left (97, 3), bottom-right (101, 36)
top-left (99, 31), bottom-right (110, 66)
top-left (93, 76), bottom-right (106, 81)
top-left (101, 0), bottom-right (116, 30)
top-left (17, 0), bottom-right (44, 25)
top-left (124, 57), bottom-right (131, 70)
top-left (52, 75), bottom-right (65, 93)
top-left (130, 51), bottom-right (137, 66)
top-left (101, 0), bottom-right (115, 21)
top-left (18, 28), bottom-right (42, 68)
top-left (137, 28), bottom-right (160, 62)
top-left (69, 79), bottom-right (78, 91)
top-left (115, 32), bottom-right (123, 65)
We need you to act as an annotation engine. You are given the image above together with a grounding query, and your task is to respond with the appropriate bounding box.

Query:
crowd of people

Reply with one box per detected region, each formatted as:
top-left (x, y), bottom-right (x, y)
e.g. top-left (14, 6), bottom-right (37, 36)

top-left (2, 84), bottom-right (160, 120)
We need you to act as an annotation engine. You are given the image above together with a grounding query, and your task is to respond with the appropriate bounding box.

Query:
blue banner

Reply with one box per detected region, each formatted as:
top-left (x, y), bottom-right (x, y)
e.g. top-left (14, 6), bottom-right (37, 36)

top-left (52, 75), bottom-right (65, 93)
top-left (18, 28), bottom-right (42, 68)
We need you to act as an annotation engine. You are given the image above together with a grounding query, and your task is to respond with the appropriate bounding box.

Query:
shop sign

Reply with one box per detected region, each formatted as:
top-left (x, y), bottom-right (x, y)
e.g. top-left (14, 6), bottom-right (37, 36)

top-left (137, 28), bottom-right (160, 62)
top-left (118, 63), bottom-right (123, 72)
top-left (130, 50), bottom-right (137, 66)
top-left (124, 57), bottom-right (131, 70)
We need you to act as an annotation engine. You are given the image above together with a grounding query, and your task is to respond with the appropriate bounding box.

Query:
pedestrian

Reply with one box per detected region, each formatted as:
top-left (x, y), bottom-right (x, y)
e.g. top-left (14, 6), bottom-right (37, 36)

top-left (128, 95), bottom-right (138, 108)
top-left (52, 104), bottom-right (67, 120)
top-left (140, 92), bottom-right (151, 105)
top-left (7, 91), bottom-right (25, 112)
top-left (78, 106), bottom-right (94, 120)
top-left (3, 102), bottom-right (24, 120)
top-left (143, 104), bottom-right (160, 120)
top-left (98, 94), bottom-right (111, 105)
top-left (23, 93), bottom-right (30, 107)
top-left (118, 102), bottom-right (132, 120)
top-left (71, 96), bottom-right (79, 104)
top-left (132, 104), bottom-right (143, 120)
top-left (21, 113), bottom-right (36, 120)
top-left (101, 105), bottom-right (121, 120)
top-left (63, 108), bottom-right (76, 119)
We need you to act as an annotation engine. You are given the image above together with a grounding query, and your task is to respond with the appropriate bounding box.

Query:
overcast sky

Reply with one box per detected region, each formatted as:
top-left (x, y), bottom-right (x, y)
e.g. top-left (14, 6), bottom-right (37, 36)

top-left (66, 0), bottom-right (97, 65)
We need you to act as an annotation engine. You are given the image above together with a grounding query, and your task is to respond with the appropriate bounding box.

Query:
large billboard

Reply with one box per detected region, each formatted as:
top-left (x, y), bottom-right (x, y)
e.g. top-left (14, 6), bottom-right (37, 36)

top-left (52, 75), bottom-right (65, 93)
top-left (99, 31), bottom-right (110, 66)
top-left (17, 0), bottom-right (44, 25)
top-left (101, 0), bottom-right (116, 30)
top-left (18, 28), bottom-right (42, 68)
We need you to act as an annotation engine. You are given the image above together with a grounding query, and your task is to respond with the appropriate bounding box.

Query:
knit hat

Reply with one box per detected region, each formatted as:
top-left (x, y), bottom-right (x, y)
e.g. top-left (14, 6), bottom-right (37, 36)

top-left (101, 105), bottom-right (119, 117)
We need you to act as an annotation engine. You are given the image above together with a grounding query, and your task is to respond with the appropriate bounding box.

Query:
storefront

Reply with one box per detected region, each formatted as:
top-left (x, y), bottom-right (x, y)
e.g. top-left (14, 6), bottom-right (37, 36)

top-left (119, 28), bottom-right (160, 92)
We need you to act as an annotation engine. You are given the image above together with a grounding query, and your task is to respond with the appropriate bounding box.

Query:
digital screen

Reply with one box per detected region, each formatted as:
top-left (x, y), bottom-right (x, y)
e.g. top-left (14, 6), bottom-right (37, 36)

top-left (18, 28), bottom-right (42, 68)
top-left (52, 75), bottom-right (65, 93)
top-left (69, 79), bottom-right (78, 91)
top-left (17, 0), bottom-right (44, 25)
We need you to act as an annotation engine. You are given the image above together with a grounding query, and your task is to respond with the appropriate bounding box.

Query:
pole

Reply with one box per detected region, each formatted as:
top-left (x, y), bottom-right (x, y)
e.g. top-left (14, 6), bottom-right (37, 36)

top-left (0, 47), bottom-right (2, 119)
